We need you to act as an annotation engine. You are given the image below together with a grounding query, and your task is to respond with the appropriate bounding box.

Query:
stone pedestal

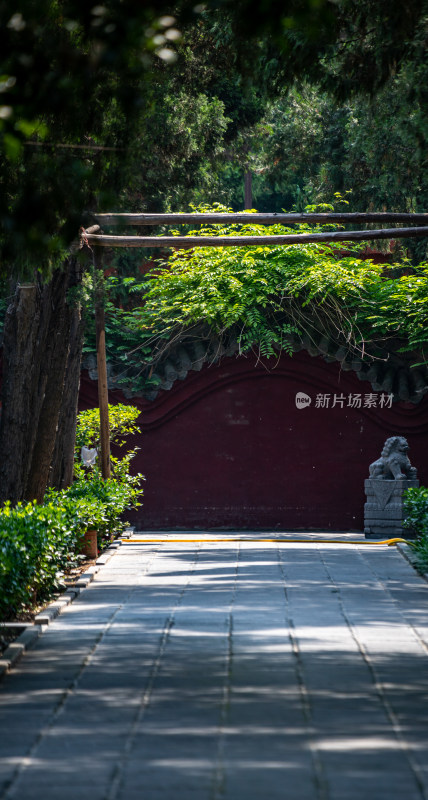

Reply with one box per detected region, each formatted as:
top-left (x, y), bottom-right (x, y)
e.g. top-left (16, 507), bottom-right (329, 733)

top-left (364, 479), bottom-right (419, 539)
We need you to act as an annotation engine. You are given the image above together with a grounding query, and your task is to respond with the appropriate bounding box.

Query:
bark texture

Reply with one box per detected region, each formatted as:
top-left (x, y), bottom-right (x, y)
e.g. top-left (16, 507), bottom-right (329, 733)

top-left (50, 295), bottom-right (84, 489)
top-left (0, 257), bottom-right (84, 504)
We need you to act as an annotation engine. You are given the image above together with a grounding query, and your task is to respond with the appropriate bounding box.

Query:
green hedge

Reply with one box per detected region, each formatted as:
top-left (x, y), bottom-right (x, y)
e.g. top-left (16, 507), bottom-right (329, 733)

top-left (403, 487), bottom-right (428, 572)
top-left (0, 475), bottom-right (142, 620)
top-left (1, 404), bottom-right (144, 620)
top-left (49, 475), bottom-right (141, 543)
top-left (0, 499), bottom-right (79, 619)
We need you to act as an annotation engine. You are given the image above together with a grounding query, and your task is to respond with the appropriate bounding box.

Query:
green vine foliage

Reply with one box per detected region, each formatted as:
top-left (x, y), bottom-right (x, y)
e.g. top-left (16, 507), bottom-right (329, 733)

top-left (89, 205), bottom-right (428, 394)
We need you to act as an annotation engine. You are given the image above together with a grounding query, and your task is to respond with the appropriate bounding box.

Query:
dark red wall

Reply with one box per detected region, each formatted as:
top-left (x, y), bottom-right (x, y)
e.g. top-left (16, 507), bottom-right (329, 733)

top-left (80, 351), bottom-right (428, 531)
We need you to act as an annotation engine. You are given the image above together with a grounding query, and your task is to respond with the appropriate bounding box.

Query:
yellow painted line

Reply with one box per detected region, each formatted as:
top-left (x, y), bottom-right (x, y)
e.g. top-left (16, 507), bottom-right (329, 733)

top-left (120, 537), bottom-right (411, 547)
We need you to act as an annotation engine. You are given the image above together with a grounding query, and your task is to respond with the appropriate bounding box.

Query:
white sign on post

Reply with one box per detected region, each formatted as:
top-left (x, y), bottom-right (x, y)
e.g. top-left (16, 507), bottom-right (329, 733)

top-left (81, 446), bottom-right (98, 467)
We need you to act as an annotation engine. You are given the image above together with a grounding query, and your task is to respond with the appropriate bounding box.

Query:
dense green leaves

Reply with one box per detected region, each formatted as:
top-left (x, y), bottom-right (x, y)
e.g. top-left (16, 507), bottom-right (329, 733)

top-left (0, 498), bottom-right (81, 618)
top-left (75, 403), bottom-right (140, 451)
top-left (225, 0), bottom-right (426, 99)
top-left (3, 0), bottom-right (426, 272)
top-left (196, 77), bottom-right (427, 257)
top-left (0, 0), bottom-right (202, 271)
top-left (72, 403), bottom-right (144, 529)
top-left (88, 209), bottom-right (428, 394)
top-left (74, 403), bottom-right (143, 490)
top-left (403, 487), bottom-right (428, 573)
top-left (0, 475), bottom-right (140, 619)
top-left (0, 404), bottom-right (144, 619)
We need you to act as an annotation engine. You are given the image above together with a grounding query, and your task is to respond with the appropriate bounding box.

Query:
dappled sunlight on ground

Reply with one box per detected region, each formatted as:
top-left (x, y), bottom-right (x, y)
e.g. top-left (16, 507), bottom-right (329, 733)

top-left (0, 534), bottom-right (428, 799)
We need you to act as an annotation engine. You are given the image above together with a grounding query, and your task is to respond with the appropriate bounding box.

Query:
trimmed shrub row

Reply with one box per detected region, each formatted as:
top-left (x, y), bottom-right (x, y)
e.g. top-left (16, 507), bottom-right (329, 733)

top-left (1, 404), bottom-right (144, 620)
top-left (0, 476), bottom-right (140, 620)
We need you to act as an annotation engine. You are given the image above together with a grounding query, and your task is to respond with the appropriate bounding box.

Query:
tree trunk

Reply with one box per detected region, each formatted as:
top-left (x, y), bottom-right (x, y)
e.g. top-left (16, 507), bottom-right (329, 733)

top-left (50, 285), bottom-right (84, 489)
top-left (0, 281), bottom-right (52, 504)
top-left (94, 249), bottom-right (111, 480)
top-left (0, 257), bottom-right (84, 505)
top-left (25, 270), bottom-right (71, 502)
top-left (25, 257), bottom-right (85, 501)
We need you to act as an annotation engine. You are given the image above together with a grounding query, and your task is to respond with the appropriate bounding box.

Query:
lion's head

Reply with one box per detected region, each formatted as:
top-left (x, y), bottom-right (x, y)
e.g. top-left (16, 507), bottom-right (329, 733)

top-left (381, 436), bottom-right (409, 459)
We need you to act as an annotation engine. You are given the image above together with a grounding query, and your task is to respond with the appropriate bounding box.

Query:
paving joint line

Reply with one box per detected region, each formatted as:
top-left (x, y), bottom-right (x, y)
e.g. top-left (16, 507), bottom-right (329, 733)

top-left (276, 545), bottom-right (330, 800)
top-left (318, 547), bottom-right (428, 800)
top-left (105, 543), bottom-right (203, 800)
top-left (210, 541), bottom-right (240, 800)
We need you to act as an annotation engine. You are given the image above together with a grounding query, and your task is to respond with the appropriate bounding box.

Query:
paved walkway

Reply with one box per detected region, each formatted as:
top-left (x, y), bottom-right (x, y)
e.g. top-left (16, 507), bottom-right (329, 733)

top-left (1, 533), bottom-right (428, 800)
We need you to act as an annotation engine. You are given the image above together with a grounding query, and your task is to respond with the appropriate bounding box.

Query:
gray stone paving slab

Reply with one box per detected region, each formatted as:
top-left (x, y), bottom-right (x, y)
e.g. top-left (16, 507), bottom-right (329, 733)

top-left (1, 535), bottom-right (428, 799)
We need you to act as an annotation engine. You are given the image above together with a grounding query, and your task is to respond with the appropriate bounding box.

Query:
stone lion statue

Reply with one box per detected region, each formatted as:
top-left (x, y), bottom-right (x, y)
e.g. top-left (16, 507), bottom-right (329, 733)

top-left (369, 436), bottom-right (418, 480)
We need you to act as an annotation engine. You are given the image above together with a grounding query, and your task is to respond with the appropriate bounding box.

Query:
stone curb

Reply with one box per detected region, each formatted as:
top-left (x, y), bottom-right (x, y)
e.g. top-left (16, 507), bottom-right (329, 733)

top-left (0, 626), bottom-right (42, 675)
top-left (396, 542), bottom-right (428, 585)
top-left (0, 529), bottom-right (133, 682)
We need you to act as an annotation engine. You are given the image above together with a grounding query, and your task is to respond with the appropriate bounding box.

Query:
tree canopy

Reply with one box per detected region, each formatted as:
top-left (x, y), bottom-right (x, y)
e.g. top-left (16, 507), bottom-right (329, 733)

top-left (0, 0), bottom-right (199, 271)
top-left (1, 0), bottom-right (426, 272)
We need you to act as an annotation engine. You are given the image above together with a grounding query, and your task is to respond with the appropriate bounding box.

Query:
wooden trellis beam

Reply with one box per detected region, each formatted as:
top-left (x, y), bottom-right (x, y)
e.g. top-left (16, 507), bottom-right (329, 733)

top-left (82, 225), bottom-right (428, 249)
top-left (92, 212), bottom-right (428, 227)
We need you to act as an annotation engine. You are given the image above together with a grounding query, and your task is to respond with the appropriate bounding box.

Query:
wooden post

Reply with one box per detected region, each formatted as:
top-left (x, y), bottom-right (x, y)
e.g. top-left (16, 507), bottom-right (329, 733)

top-left (93, 246), bottom-right (111, 479)
top-left (244, 170), bottom-right (252, 210)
